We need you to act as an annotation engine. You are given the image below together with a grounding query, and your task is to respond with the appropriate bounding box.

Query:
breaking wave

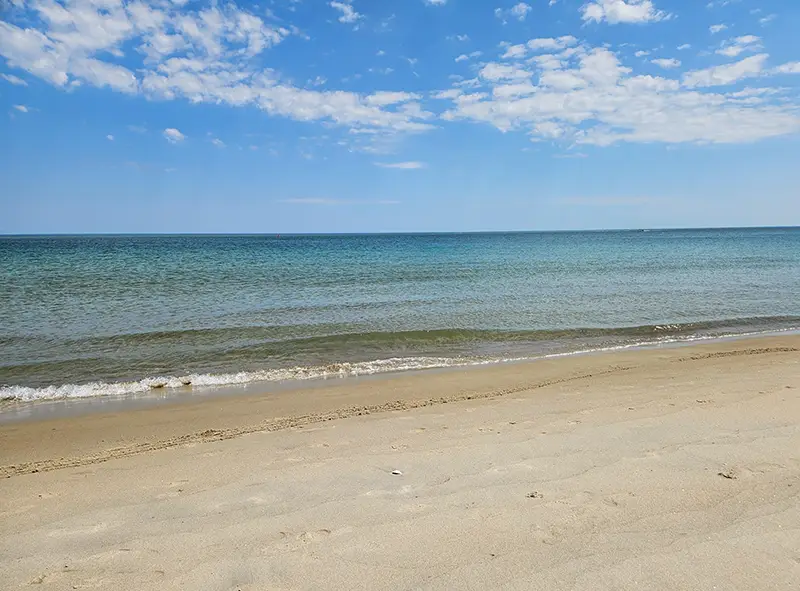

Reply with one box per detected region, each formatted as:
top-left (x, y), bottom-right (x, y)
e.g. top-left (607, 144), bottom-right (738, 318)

top-left (3, 320), bottom-right (797, 403)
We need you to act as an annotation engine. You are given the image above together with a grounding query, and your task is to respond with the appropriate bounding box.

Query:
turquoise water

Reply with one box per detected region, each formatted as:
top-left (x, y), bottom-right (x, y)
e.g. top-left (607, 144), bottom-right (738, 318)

top-left (1, 228), bottom-right (799, 402)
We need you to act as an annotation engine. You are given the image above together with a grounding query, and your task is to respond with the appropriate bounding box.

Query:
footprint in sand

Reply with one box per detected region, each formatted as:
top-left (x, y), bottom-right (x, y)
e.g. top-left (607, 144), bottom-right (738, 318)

top-left (718, 462), bottom-right (787, 481)
top-left (278, 529), bottom-right (333, 547)
top-left (298, 529), bottom-right (332, 543)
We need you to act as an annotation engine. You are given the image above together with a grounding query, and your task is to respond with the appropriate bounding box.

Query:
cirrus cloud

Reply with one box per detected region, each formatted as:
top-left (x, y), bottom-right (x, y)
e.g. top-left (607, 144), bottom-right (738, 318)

top-left (2, 72), bottom-right (27, 85)
top-left (279, 198), bottom-right (400, 205)
top-left (375, 161), bottom-right (426, 169)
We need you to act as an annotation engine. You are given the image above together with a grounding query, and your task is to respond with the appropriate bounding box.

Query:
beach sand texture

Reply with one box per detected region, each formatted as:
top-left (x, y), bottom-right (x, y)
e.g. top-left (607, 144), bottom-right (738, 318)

top-left (1, 336), bottom-right (799, 590)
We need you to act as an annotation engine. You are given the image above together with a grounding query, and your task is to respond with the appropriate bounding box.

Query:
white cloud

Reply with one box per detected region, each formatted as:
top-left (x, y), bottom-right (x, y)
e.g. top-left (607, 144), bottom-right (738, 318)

top-left (3, 2), bottom-right (799, 155)
top-left (759, 14), bottom-right (776, 26)
top-left (527, 36), bottom-right (578, 52)
top-left (12, 104), bottom-right (28, 112)
top-left (0, 1), bottom-right (434, 137)
top-left (439, 42), bottom-right (800, 146)
top-left (677, 44), bottom-right (691, 50)
top-left (210, 137), bottom-right (225, 147)
top-left (106, 134), bottom-right (114, 140)
top-left (502, 44), bottom-right (527, 59)
top-left (510, 3), bottom-right (532, 21)
top-left (480, 62), bottom-right (533, 82)
top-left (493, 81), bottom-right (537, 97)
top-left (634, 50), bottom-right (650, 57)
top-left (582, 0), bottom-right (668, 24)
top-left (365, 91), bottom-right (420, 106)
top-left (375, 161), bottom-right (426, 169)
top-left (538, 70), bottom-right (584, 90)
top-left (773, 62), bottom-right (800, 75)
top-left (556, 196), bottom-right (657, 206)
top-left (367, 66), bottom-right (394, 75)
top-left (710, 24), bottom-right (728, 34)
top-left (1, 73), bottom-right (27, 85)
top-left (682, 54), bottom-right (768, 88)
top-left (651, 58), bottom-right (681, 69)
top-left (279, 198), bottom-right (400, 204)
top-left (495, 3), bottom-right (532, 24)
top-left (455, 51), bottom-right (482, 62)
top-left (0, 2), bottom-right (287, 88)
top-left (163, 127), bottom-right (186, 143)
top-left (431, 89), bottom-right (462, 100)
top-left (553, 152), bottom-right (588, 159)
top-left (71, 57), bottom-right (138, 93)
top-left (579, 47), bottom-right (632, 85)
top-left (716, 35), bottom-right (761, 58)
top-left (330, 2), bottom-right (361, 24)
top-left (424, 0), bottom-right (447, 5)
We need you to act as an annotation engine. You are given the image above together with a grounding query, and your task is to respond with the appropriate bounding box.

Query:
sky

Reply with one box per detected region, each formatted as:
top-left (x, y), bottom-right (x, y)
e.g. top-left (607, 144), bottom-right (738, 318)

top-left (1, 0), bottom-right (799, 233)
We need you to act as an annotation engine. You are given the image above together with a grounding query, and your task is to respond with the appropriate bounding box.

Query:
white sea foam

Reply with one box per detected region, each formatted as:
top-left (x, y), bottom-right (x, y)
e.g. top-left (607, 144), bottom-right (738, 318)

top-left (1, 328), bottom-right (795, 403)
top-left (0, 356), bottom-right (485, 403)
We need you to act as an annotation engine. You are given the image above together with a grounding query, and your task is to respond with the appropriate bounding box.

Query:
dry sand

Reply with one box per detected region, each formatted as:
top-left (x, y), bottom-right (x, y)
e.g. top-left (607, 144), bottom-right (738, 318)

top-left (1, 336), bottom-right (799, 590)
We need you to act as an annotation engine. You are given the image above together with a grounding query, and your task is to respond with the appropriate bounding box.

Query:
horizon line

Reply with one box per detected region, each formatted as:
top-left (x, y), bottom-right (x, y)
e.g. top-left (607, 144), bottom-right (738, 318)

top-left (1, 225), bottom-right (799, 238)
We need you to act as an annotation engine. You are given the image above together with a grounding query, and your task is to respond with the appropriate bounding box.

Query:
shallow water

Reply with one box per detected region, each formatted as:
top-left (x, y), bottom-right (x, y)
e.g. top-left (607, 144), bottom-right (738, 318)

top-left (2, 228), bottom-right (799, 402)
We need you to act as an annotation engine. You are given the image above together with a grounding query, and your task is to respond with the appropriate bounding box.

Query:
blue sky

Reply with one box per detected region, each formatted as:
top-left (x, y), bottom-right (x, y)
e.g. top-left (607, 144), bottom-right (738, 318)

top-left (1, 0), bottom-right (799, 233)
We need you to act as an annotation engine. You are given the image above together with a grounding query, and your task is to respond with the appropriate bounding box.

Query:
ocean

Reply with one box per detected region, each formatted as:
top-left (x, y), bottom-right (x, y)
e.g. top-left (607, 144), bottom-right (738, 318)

top-left (1, 228), bottom-right (798, 403)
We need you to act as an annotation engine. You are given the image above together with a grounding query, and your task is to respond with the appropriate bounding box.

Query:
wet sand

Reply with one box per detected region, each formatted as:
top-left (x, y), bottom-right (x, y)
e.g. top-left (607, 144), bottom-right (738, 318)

top-left (1, 336), bottom-right (799, 589)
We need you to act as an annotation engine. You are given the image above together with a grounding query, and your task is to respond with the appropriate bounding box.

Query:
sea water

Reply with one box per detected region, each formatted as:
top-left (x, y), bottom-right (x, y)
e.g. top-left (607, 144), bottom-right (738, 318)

top-left (1, 228), bottom-right (798, 402)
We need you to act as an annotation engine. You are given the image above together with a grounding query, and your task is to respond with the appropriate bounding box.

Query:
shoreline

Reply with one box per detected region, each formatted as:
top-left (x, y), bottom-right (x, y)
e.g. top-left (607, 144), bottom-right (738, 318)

top-left (2, 327), bottom-right (798, 425)
top-left (1, 333), bottom-right (798, 589)
top-left (1, 333), bottom-right (797, 477)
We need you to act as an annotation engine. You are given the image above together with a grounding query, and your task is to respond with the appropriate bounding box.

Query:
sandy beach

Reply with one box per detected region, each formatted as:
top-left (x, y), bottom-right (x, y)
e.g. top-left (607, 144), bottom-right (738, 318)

top-left (1, 335), bottom-right (799, 590)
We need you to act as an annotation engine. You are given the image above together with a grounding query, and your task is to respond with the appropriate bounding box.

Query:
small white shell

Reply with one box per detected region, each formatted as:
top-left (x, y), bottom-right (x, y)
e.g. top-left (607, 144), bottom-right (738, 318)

top-left (391, 470), bottom-right (403, 476)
